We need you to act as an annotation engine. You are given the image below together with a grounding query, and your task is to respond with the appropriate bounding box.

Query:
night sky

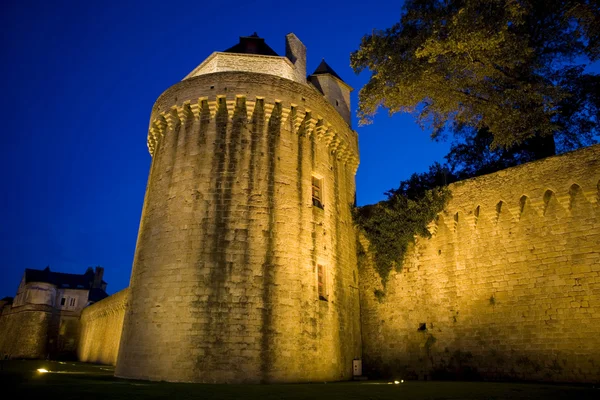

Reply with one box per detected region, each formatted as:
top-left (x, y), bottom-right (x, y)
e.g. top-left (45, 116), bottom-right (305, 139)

top-left (0, 0), bottom-right (452, 296)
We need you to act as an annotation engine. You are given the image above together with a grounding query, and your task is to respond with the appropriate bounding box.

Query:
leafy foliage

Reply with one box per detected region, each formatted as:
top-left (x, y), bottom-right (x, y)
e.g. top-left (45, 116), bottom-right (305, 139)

top-left (354, 164), bottom-right (451, 284)
top-left (351, 0), bottom-right (600, 150)
top-left (356, 236), bottom-right (367, 270)
top-left (445, 128), bottom-right (556, 179)
top-left (354, 129), bottom-right (561, 283)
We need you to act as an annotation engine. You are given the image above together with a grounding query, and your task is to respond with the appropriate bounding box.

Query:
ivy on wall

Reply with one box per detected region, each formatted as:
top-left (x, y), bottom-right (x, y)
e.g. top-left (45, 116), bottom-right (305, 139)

top-left (354, 163), bottom-right (452, 284)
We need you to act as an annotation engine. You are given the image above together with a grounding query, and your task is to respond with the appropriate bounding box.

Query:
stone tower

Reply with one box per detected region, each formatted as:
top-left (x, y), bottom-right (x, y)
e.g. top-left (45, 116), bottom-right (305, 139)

top-left (115, 33), bottom-right (361, 383)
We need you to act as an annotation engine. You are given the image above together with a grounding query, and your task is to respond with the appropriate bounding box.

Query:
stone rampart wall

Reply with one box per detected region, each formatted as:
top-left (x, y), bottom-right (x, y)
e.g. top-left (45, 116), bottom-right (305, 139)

top-left (77, 288), bottom-right (128, 365)
top-left (0, 304), bottom-right (52, 359)
top-left (360, 145), bottom-right (600, 383)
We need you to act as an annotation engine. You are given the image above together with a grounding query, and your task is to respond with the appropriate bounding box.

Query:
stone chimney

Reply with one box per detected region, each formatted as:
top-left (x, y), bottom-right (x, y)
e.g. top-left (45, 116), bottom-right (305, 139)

top-left (285, 33), bottom-right (306, 84)
top-left (93, 267), bottom-right (104, 289)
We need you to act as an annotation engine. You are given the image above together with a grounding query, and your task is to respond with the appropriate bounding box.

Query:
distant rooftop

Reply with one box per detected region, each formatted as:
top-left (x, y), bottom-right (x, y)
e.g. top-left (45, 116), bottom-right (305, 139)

top-left (223, 33), bottom-right (279, 56)
top-left (25, 266), bottom-right (108, 301)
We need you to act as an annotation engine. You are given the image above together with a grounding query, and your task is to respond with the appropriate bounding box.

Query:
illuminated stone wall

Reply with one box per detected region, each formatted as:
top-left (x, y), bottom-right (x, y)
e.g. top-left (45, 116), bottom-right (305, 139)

top-left (0, 284), bottom-right (94, 360)
top-left (359, 144), bottom-right (600, 383)
top-left (0, 304), bottom-right (52, 359)
top-left (78, 288), bottom-right (128, 365)
top-left (184, 53), bottom-right (299, 83)
top-left (116, 71), bottom-right (361, 383)
top-left (13, 281), bottom-right (56, 307)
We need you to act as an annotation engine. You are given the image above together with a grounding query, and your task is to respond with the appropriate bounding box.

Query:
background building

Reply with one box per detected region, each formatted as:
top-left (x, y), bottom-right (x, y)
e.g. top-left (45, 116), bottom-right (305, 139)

top-left (0, 266), bottom-right (107, 359)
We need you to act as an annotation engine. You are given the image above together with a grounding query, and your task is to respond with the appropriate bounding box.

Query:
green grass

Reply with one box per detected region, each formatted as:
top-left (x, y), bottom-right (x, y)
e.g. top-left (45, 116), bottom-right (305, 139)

top-left (1, 360), bottom-right (598, 400)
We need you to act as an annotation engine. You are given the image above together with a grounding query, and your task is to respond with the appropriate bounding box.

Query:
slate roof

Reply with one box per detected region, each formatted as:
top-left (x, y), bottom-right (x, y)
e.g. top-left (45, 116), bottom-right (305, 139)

top-left (311, 59), bottom-right (345, 82)
top-left (224, 33), bottom-right (279, 56)
top-left (24, 267), bottom-right (108, 301)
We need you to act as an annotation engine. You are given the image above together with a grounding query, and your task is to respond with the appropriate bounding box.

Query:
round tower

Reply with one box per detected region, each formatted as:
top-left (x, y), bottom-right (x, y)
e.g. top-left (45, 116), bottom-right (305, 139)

top-left (115, 33), bottom-right (361, 383)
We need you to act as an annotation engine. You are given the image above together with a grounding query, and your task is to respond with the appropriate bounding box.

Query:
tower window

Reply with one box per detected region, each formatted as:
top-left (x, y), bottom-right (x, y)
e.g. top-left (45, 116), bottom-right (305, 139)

top-left (312, 176), bottom-right (324, 209)
top-left (318, 264), bottom-right (328, 301)
top-left (60, 298), bottom-right (66, 306)
top-left (335, 100), bottom-right (339, 106)
top-left (69, 298), bottom-right (76, 307)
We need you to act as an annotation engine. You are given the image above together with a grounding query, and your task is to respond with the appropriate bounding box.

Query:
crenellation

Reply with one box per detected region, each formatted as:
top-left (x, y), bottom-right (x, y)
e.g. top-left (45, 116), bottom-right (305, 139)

top-left (178, 102), bottom-right (191, 122)
top-left (163, 107), bottom-right (179, 131)
top-left (427, 178), bottom-right (599, 233)
top-left (306, 116), bottom-right (317, 137)
top-left (263, 101), bottom-right (275, 122)
top-left (279, 106), bottom-right (291, 126)
top-left (147, 94), bottom-right (359, 173)
top-left (360, 144), bottom-right (600, 383)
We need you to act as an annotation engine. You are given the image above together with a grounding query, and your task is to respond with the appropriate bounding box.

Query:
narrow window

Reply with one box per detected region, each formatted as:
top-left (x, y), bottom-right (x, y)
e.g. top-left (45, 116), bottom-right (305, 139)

top-left (312, 176), bottom-right (324, 209)
top-left (318, 264), bottom-right (328, 301)
top-left (70, 298), bottom-right (75, 307)
top-left (60, 297), bottom-right (66, 306)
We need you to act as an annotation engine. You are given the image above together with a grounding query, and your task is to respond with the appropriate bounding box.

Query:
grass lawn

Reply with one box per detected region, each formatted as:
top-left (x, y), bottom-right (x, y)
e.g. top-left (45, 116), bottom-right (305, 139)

top-left (1, 360), bottom-right (598, 400)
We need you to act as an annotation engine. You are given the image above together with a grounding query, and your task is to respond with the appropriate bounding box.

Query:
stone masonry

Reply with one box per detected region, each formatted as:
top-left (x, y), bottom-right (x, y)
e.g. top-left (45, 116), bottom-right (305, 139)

top-left (115, 34), bottom-right (362, 383)
top-left (359, 144), bottom-right (600, 383)
top-left (78, 288), bottom-right (129, 365)
top-left (0, 305), bottom-right (52, 359)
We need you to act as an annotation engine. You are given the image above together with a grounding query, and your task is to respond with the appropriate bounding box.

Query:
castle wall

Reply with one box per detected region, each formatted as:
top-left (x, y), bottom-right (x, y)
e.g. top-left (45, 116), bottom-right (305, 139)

top-left (0, 304), bottom-right (52, 359)
top-left (184, 53), bottom-right (299, 83)
top-left (359, 145), bottom-right (600, 383)
top-left (78, 288), bottom-right (128, 365)
top-left (116, 71), bottom-right (361, 383)
top-left (13, 282), bottom-right (56, 307)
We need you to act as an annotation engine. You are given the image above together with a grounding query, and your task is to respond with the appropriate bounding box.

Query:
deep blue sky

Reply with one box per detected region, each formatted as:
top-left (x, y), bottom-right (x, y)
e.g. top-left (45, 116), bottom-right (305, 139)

top-left (0, 0), bottom-right (453, 296)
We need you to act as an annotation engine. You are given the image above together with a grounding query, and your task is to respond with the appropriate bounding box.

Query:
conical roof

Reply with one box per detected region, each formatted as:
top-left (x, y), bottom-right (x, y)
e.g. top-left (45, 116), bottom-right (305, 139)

top-left (311, 59), bottom-right (345, 82)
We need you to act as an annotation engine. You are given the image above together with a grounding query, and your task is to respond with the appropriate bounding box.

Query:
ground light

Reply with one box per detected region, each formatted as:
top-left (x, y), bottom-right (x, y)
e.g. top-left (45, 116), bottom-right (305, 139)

top-left (36, 368), bottom-right (49, 373)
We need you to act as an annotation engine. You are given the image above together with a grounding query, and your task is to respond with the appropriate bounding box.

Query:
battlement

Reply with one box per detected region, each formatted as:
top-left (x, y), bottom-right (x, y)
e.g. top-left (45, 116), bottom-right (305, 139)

top-left (147, 94), bottom-right (359, 173)
top-left (360, 144), bottom-right (600, 383)
top-left (429, 144), bottom-right (600, 235)
top-left (430, 180), bottom-right (600, 236)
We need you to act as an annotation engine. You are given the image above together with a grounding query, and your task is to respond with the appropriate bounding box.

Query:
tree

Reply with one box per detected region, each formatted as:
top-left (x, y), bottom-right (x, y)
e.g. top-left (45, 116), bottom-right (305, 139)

top-left (351, 0), bottom-right (600, 151)
top-left (444, 127), bottom-right (558, 179)
top-left (354, 163), bottom-right (451, 283)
